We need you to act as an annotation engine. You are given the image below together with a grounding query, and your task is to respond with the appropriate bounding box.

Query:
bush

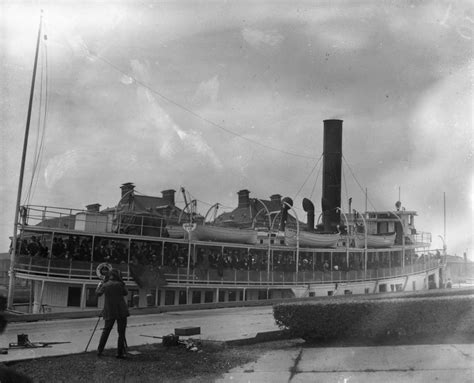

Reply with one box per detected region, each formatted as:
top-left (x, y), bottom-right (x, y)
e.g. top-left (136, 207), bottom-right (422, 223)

top-left (273, 294), bottom-right (474, 342)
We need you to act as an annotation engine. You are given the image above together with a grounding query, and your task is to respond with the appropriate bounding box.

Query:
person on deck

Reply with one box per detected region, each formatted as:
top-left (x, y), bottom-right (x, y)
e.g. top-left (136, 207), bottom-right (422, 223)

top-left (96, 269), bottom-right (129, 358)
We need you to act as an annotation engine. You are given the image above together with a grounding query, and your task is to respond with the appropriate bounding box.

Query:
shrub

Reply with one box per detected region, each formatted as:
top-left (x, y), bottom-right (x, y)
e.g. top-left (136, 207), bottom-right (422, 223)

top-left (273, 294), bottom-right (474, 342)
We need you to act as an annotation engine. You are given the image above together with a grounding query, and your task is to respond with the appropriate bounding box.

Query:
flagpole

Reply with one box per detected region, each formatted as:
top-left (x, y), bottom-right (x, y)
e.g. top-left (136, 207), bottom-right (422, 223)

top-left (7, 11), bottom-right (43, 309)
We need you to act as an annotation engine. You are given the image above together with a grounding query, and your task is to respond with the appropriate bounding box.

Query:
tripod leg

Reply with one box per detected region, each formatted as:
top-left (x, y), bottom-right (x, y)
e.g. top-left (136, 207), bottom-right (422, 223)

top-left (85, 316), bottom-right (101, 352)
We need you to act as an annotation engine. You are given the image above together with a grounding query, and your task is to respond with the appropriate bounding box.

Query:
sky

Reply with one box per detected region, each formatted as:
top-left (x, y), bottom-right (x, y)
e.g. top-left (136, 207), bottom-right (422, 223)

top-left (0, 0), bottom-right (472, 258)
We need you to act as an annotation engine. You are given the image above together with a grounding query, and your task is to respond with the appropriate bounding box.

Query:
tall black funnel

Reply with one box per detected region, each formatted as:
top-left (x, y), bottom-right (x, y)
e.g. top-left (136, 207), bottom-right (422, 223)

top-left (321, 119), bottom-right (342, 232)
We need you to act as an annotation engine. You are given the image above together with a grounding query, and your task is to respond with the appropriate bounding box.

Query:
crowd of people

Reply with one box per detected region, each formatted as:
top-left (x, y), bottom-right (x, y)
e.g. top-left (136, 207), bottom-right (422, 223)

top-left (14, 234), bottom-right (437, 276)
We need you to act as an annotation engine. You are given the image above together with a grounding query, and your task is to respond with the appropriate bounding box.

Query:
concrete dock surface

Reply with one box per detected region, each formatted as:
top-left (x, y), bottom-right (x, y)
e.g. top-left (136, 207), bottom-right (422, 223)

top-left (216, 343), bottom-right (474, 382)
top-left (1, 306), bottom-right (473, 382)
top-left (1, 306), bottom-right (277, 362)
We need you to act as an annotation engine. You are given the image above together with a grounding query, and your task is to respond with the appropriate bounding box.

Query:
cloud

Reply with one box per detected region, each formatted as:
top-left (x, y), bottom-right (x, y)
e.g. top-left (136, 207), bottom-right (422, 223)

top-left (131, 60), bottom-right (223, 169)
top-left (44, 149), bottom-right (139, 188)
top-left (44, 150), bottom-right (80, 188)
top-left (242, 28), bottom-right (284, 48)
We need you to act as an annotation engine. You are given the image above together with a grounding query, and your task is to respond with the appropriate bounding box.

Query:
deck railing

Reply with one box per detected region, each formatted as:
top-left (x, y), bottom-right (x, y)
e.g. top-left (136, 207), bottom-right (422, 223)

top-left (19, 205), bottom-right (168, 237)
top-left (13, 256), bottom-right (442, 287)
top-left (411, 232), bottom-right (432, 247)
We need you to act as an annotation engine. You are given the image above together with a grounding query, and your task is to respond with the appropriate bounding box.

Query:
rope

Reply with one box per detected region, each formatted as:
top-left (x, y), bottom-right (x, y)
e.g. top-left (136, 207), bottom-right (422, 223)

top-left (24, 30), bottom-right (49, 205)
top-left (342, 155), bottom-right (378, 211)
top-left (342, 166), bottom-right (349, 211)
top-left (293, 154), bottom-right (323, 201)
top-left (309, 159), bottom-right (322, 201)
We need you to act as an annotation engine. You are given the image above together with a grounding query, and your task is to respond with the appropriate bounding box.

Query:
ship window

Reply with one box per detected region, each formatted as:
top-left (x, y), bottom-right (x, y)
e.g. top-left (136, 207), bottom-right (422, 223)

top-left (165, 290), bottom-right (175, 305)
top-left (309, 292), bottom-right (315, 297)
top-left (327, 291), bottom-right (333, 296)
top-left (128, 289), bottom-right (139, 307)
top-left (147, 290), bottom-right (156, 306)
top-left (192, 291), bottom-right (201, 304)
top-left (204, 291), bottom-right (213, 303)
top-left (67, 286), bottom-right (81, 307)
top-left (85, 287), bottom-right (98, 307)
top-left (258, 290), bottom-right (267, 300)
top-left (379, 284), bottom-right (387, 292)
top-left (364, 288), bottom-right (370, 294)
top-left (396, 284), bottom-right (403, 291)
top-left (178, 290), bottom-right (187, 304)
top-left (412, 281), bottom-right (416, 291)
top-left (377, 222), bottom-right (389, 233)
top-left (344, 290), bottom-right (352, 295)
top-left (218, 290), bottom-right (226, 302)
top-left (228, 291), bottom-right (236, 301)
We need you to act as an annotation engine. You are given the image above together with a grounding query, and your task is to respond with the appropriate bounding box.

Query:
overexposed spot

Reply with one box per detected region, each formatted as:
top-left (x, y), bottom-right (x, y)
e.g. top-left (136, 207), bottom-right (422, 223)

top-left (44, 150), bottom-right (80, 188)
top-left (120, 74), bottom-right (134, 85)
top-left (242, 28), bottom-right (284, 48)
top-left (67, 34), bottom-right (91, 58)
top-left (193, 75), bottom-right (219, 104)
top-left (316, 26), bottom-right (368, 50)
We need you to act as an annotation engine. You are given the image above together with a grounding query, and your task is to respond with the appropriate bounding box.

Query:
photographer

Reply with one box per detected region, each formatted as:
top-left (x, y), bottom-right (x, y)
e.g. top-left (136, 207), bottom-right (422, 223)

top-left (96, 269), bottom-right (129, 358)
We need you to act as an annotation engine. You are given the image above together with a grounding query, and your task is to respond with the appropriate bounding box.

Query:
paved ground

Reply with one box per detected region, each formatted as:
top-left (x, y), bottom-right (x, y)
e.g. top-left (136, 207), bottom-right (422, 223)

top-left (1, 306), bottom-right (278, 362)
top-left (216, 343), bottom-right (474, 382)
top-left (1, 306), bottom-right (473, 382)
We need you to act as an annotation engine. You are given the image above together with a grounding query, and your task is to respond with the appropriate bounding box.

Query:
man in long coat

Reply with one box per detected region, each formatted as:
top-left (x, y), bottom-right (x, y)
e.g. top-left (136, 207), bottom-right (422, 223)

top-left (96, 269), bottom-right (129, 358)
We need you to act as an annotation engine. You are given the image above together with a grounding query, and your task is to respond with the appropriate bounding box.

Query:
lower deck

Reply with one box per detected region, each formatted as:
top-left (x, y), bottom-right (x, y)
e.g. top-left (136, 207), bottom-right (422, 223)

top-left (12, 257), bottom-right (443, 313)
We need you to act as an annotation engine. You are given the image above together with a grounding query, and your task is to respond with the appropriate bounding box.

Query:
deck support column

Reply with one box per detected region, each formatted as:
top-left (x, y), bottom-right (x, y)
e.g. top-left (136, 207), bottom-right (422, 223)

top-left (80, 283), bottom-right (86, 309)
top-left (32, 280), bottom-right (45, 314)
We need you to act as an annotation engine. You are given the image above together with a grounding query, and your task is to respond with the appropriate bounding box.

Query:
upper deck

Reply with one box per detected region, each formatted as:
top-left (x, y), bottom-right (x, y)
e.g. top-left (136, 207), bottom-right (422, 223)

top-left (16, 204), bottom-right (432, 250)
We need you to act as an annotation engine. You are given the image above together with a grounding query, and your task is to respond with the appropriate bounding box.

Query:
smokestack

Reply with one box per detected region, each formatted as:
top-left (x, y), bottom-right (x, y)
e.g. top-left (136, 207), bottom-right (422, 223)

top-left (321, 119), bottom-right (342, 232)
top-left (279, 197), bottom-right (293, 231)
top-left (161, 189), bottom-right (176, 206)
top-left (238, 189), bottom-right (250, 208)
top-left (120, 182), bottom-right (135, 198)
top-left (270, 194), bottom-right (282, 210)
top-left (302, 198), bottom-right (315, 232)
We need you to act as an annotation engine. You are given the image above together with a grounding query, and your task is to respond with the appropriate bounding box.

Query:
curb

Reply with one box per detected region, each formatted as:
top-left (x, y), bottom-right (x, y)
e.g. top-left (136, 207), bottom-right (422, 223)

top-left (225, 330), bottom-right (295, 346)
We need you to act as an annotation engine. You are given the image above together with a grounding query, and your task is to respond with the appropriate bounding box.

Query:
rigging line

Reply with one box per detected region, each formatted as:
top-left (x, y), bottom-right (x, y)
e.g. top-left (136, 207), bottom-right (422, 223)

top-left (309, 158), bottom-right (322, 200)
top-left (193, 196), bottom-right (234, 210)
top-left (31, 35), bottom-right (49, 203)
top-left (189, 194), bottom-right (234, 210)
top-left (90, 53), bottom-right (316, 160)
top-left (342, 155), bottom-right (377, 211)
top-left (342, 165), bottom-right (349, 211)
top-left (292, 154), bottom-right (323, 201)
top-left (24, 37), bottom-right (46, 205)
top-left (24, 57), bottom-right (43, 204)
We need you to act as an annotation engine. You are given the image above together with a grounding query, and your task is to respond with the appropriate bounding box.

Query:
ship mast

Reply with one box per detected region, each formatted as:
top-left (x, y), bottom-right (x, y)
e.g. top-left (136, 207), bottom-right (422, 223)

top-left (7, 12), bottom-right (43, 309)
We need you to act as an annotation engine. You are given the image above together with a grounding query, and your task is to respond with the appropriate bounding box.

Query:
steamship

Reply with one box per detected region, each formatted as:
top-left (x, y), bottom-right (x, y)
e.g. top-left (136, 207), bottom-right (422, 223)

top-left (7, 120), bottom-right (445, 313)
